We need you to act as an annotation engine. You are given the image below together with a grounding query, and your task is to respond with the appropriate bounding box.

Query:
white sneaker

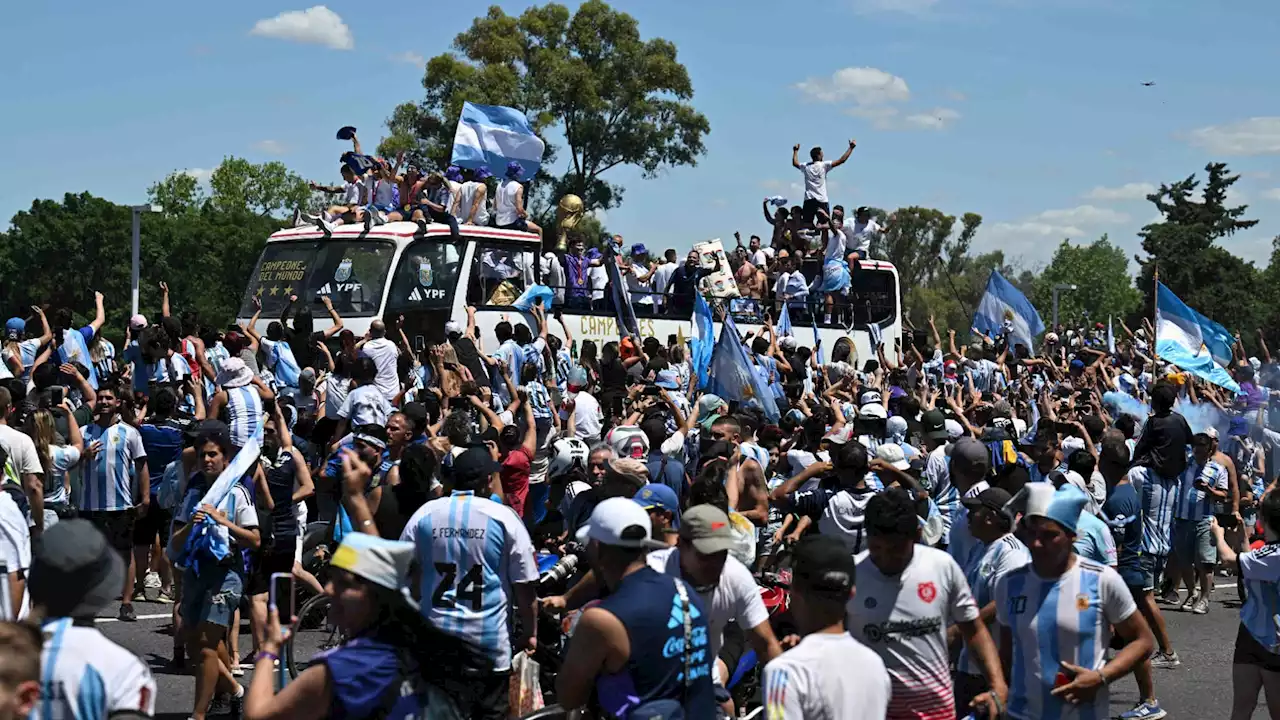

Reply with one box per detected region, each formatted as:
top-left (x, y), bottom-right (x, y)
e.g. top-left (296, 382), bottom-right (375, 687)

top-left (144, 571), bottom-right (161, 590)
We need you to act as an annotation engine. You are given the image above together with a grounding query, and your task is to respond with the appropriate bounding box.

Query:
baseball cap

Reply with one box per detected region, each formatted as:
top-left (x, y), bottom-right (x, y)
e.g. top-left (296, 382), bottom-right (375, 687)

top-left (950, 436), bottom-right (990, 473)
top-left (875, 443), bottom-right (910, 471)
top-left (961, 486), bottom-right (1015, 521)
top-left (822, 426), bottom-right (854, 445)
top-left (655, 369), bottom-right (680, 390)
top-left (129, 313), bottom-right (148, 330)
top-left (859, 402), bottom-right (887, 420)
top-left (779, 336), bottom-right (799, 351)
top-left (605, 458), bottom-right (649, 491)
top-left (921, 409), bottom-right (948, 441)
top-left (452, 445), bottom-right (498, 483)
top-left (444, 320), bottom-right (463, 337)
top-left (680, 504), bottom-right (737, 555)
top-left (945, 419), bottom-right (965, 441)
top-left (329, 532), bottom-right (417, 602)
top-left (1011, 482), bottom-right (1089, 535)
top-left (1195, 426), bottom-right (1219, 441)
top-left (5, 317), bottom-right (25, 339)
top-left (606, 425), bottom-right (649, 460)
top-left (577, 496), bottom-right (665, 549)
top-left (791, 535), bottom-right (856, 596)
top-left (859, 390), bottom-right (883, 406)
top-left (634, 483), bottom-right (681, 529)
top-left (28, 519), bottom-right (124, 618)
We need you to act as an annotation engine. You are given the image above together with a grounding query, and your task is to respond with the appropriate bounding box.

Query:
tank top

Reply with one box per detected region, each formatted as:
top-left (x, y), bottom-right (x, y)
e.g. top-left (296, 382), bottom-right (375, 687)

top-left (494, 179), bottom-right (521, 226)
top-left (593, 567), bottom-right (716, 718)
top-left (457, 181), bottom-right (490, 224)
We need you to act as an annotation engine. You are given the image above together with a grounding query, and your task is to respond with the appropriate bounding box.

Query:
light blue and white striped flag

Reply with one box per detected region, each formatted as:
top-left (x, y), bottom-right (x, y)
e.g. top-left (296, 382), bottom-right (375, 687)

top-left (973, 270), bottom-right (1044, 353)
top-left (777, 302), bottom-right (793, 337)
top-left (1156, 282), bottom-right (1239, 392)
top-left (450, 102), bottom-right (545, 179)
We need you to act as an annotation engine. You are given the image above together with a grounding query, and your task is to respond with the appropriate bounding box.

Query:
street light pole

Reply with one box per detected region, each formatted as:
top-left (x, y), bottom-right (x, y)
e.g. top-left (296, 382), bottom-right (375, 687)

top-left (130, 204), bottom-right (163, 316)
top-left (1052, 283), bottom-right (1077, 328)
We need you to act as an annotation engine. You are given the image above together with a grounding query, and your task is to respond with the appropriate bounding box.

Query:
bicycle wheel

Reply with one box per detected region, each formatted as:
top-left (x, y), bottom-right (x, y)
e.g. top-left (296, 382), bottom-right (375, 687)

top-left (286, 593), bottom-right (343, 678)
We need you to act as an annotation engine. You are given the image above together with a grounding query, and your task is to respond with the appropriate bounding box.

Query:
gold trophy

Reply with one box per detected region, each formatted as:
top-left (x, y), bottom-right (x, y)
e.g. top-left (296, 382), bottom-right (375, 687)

top-left (555, 194), bottom-right (584, 252)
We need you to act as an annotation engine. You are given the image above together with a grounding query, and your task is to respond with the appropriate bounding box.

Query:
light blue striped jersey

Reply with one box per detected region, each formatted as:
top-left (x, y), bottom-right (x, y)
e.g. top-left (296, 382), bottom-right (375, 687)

top-left (203, 342), bottom-right (232, 397)
top-left (80, 421), bottom-right (146, 512)
top-left (959, 533), bottom-right (1030, 676)
top-left (924, 445), bottom-right (958, 537)
top-left (493, 340), bottom-right (523, 405)
top-left (995, 558), bottom-right (1137, 720)
top-left (1073, 511), bottom-right (1118, 567)
top-left (34, 618), bottom-right (157, 720)
top-left (225, 386), bottom-right (265, 449)
top-left (261, 338), bottom-right (301, 387)
top-left (15, 338), bottom-right (40, 383)
top-left (947, 480), bottom-right (990, 575)
top-left (400, 490), bottom-right (539, 672)
top-left (44, 446), bottom-right (81, 506)
top-left (524, 381), bottom-right (553, 421)
top-left (1131, 466), bottom-right (1178, 556)
top-left (1175, 459), bottom-right (1228, 521)
top-left (1240, 544), bottom-right (1280, 655)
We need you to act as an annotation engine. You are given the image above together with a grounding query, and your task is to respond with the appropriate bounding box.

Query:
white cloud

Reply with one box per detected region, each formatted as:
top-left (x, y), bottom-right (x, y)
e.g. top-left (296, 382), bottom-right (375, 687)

top-left (588, 208), bottom-right (608, 225)
top-left (795, 67), bottom-right (910, 105)
top-left (392, 51), bottom-right (424, 66)
top-left (760, 179), bottom-right (803, 196)
top-left (903, 108), bottom-right (961, 130)
top-left (946, 89), bottom-right (967, 102)
top-left (1034, 205), bottom-right (1130, 225)
top-left (983, 205), bottom-right (1130, 252)
top-left (853, 0), bottom-right (941, 14)
top-left (846, 105), bottom-right (900, 130)
top-left (1187, 117), bottom-right (1280, 156)
top-left (181, 168), bottom-right (211, 182)
top-left (1261, 188), bottom-right (1280, 201)
top-left (1083, 182), bottom-right (1156, 201)
top-left (250, 6), bottom-right (353, 50)
top-left (253, 140), bottom-right (286, 155)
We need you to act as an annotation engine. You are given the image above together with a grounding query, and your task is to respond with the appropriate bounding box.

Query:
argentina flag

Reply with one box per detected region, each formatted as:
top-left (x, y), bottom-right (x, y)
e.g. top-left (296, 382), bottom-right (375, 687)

top-left (1156, 282), bottom-right (1239, 392)
top-left (707, 314), bottom-right (780, 421)
top-left (450, 102), bottom-right (545, 179)
top-left (973, 270), bottom-right (1044, 353)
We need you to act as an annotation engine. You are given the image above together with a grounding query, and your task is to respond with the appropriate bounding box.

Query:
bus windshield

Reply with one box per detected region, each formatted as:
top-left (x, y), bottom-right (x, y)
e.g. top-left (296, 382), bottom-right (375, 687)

top-left (240, 240), bottom-right (396, 318)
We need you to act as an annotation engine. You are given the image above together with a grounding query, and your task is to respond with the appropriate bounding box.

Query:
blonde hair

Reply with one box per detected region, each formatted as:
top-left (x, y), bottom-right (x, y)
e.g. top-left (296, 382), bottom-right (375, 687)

top-left (29, 409), bottom-right (55, 478)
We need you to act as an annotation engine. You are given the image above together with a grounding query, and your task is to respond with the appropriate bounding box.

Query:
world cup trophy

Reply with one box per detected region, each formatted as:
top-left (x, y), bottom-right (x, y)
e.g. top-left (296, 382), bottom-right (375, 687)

top-left (555, 194), bottom-right (585, 252)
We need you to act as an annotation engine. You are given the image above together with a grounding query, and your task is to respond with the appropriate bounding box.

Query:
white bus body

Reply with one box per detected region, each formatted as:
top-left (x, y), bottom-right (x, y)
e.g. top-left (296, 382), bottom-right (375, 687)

top-left (236, 222), bottom-right (902, 367)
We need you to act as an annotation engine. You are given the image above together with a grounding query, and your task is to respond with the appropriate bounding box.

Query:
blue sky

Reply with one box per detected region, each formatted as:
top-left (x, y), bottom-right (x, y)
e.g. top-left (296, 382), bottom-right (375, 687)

top-left (5, 0), bottom-right (1280, 272)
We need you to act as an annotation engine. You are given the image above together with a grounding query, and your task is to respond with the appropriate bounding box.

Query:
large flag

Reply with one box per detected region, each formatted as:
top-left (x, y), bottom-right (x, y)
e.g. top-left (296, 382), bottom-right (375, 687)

top-left (450, 102), bottom-right (545, 179)
top-left (777, 302), bottom-right (793, 337)
top-left (973, 270), bottom-right (1044, 353)
top-left (707, 314), bottom-right (780, 421)
top-left (1107, 316), bottom-right (1116, 354)
top-left (173, 439), bottom-right (262, 574)
top-left (690, 290), bottom-right (715, 389)
top-left (1155, 282), bottom-right (1240, 393)
top-left (604, 245), bottom-right (639, 339)
top-left (511, 284), bottom-right (554, 312)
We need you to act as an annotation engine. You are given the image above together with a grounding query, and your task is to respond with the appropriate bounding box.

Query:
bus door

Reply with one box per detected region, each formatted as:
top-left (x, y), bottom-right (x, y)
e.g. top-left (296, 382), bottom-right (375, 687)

top-left (385, 238), bottom-right (464, 346)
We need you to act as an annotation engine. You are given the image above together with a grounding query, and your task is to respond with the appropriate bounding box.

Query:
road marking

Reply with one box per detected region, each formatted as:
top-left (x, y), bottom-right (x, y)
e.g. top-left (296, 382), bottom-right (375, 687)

top-left (95, 613), bottom-right (171, 624)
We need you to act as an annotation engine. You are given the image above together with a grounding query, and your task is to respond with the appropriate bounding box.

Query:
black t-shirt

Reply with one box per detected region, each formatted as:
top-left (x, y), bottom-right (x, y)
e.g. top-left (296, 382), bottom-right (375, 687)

top-left (1133, 411), bottom-right (1194, 479)
top-left (599, 359), bottom-right (627, 393)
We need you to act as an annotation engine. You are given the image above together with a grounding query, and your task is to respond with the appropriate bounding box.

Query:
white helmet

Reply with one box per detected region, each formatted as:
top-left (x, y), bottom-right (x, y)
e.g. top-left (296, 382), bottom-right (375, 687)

top-left (548, 437), bottom-right (590, 478)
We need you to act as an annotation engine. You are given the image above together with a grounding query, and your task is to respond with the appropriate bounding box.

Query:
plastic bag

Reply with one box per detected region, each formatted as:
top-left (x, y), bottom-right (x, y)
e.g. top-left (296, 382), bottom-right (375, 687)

top-left (508, 652), bottom-right (544, 717)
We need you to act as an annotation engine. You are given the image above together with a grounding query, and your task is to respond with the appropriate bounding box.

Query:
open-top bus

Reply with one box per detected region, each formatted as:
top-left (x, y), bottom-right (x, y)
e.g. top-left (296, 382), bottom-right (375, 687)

top-left (237, 220), bottom-right (902, 366)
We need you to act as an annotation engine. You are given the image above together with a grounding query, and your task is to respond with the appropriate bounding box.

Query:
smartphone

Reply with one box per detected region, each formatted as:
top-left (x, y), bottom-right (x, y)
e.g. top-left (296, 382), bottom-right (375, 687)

top-left (269, 572), bottom-right (295, 623)
top-left (50, 386), bottom-right (64, 405)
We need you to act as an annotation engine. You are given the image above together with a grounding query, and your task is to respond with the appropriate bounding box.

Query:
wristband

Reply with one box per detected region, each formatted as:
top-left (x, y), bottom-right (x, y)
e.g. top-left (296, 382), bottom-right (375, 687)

top-left (255, 651), bottom-right (279, 663)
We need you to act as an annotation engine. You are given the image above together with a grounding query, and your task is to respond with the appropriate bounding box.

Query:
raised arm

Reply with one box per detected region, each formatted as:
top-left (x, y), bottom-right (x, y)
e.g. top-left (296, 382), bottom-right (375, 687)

top-left (829, 139), bottom-right (857, 169)
top-left (89, 291), bottom-right (106, 335)
top-left (790, 144), bottom-right (802, 170)
top-left (160, 282), bottom-right (171, 318)
top-left (319, 296), bottom-right (344, 338)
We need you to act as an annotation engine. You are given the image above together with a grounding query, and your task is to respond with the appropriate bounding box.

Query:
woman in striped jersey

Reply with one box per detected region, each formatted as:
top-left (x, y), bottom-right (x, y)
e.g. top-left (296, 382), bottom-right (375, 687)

top-left (1211, 491), bottom-right (1280, 720)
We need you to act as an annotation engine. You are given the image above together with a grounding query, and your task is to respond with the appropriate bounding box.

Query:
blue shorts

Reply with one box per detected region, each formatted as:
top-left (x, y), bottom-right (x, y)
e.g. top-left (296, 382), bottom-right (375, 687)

top-left (1172, 517), bottom-right (1216, 566)
top-left (181, 565), bottom-right (244, 629)
top-left (499, 219), bottom-right (529, 232)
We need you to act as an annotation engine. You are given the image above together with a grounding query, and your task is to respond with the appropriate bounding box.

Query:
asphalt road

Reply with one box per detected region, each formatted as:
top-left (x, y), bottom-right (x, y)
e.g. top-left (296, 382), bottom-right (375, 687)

top-left (97, 582), bottom-right (1266, 719)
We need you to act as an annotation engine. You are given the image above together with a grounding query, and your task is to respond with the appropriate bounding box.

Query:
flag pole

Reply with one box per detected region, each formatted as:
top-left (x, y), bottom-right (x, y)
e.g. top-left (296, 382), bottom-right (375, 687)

top-left (1150, 265), bottom-right (1159, 379)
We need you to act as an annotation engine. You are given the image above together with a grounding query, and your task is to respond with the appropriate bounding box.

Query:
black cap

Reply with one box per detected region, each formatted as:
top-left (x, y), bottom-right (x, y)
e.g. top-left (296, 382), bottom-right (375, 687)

top-left (400, 402), bottom-right (429, 434)
top-left (961, 486), bottom-right (1015, 519)
top-left (921, 409), bottom-right (948, 441)
top-left (28, 519), bottom-right (124, 618)
top-left (792, 535), bottom-right (856, 595)
top-left (453, 445), bottom-right (498, 482)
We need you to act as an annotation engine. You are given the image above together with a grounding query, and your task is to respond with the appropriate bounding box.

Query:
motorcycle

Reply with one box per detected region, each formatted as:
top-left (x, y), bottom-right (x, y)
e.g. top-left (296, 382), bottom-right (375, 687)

top-left (728, 546), bottom-right (796, 718)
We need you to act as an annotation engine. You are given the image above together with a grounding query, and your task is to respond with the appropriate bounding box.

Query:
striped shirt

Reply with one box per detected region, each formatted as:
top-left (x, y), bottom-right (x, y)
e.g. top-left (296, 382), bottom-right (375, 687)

top-left (1239, 544), bottom-right (1280, 655)
top-left (995, 558), bottom-right (1137, 720)
top-left (80, 421), bottom-right (146, 512)
top-left (33, 619), bottom-right (157, 720)
top-left (848, 546), bottom-right (978, 720)
top-left (1132, 466), bottom-right (1178, 556)
top-left (524, 381), bottom-right (553, 422)
top-left (1175, 459), bottom-right (1228, 521)
top-left (225, 386), bottom-right (264, 449)
top-left (958, 533), bottom-right (1030, 676)
top-left (44, 446), bottom-right (81, 506)
top-left (924, 445), bottom-right (958, 538)
top-left (400, 491), bottom-right (539, 672)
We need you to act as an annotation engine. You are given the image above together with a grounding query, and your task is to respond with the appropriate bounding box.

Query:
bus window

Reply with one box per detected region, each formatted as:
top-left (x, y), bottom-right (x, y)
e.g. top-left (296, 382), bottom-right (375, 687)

top-left (386, 240), bottom-right (462, 313)
top-left (468, 242), bottom-right (539, 308)
top-left (854, 268), bottom-right (897, 326)
top-left (240, 239), bottom-right (395, 318)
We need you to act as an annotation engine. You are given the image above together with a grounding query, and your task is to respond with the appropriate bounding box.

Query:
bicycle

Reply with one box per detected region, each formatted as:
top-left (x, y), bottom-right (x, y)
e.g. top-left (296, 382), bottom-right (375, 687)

top-left (284, 582), bottom-right (346, 678)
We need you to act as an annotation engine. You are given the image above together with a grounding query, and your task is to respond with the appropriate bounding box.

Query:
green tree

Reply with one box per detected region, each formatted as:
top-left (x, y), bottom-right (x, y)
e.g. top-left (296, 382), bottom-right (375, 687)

top-left (382, 1), bottom-right (710, 214)
top-left (1135, 162), bottom-right (1262, 337)
top-left (1031, 235), bottom-right (1141, 328)
top-left (207, 157), bottom-right (312, 218)
top-left (870, 206), bottom-right (983, 292)
top-left (147, 171), bottom-right (206, 215)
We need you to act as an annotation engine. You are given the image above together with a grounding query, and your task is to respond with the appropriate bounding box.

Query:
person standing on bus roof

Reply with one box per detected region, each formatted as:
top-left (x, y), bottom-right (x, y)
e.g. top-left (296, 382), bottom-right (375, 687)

top-left (358, 319), bottom-right (402, 404)
top-left (494, 162), bottom-right (542, 241)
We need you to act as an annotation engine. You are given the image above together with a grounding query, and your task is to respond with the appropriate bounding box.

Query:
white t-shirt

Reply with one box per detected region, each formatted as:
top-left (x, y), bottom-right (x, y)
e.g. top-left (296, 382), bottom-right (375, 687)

top-left (323, 374), bottom-right (351, 419)
top-left (494, 179), bottom-right (522, 227)
top-left (34, 619), bottom-right (158, 720)
top-left (567, 390), bottom-right (603, 441)
top-left (848, 545), bottom-right (979, 720)
top-left (750, 249), bottom-right (769, 269)
top-left (823, 229), bottom-right (846, 263)
top-left (841, 218), bottom-right (881, 256)
top-left (0, 424), bottom-right (42, 488)
top-left (802, 160), bottom-right (833, 203)
top-left (646, 546), bottom-right (769, 660)
top-left (541, 252), bottom-right (567, 304)
top-left (175, 483), bottom-right (259, 553)
top-left (762, 632), bottom-right (890, 720)
top-left (652, 262), bottom-right (678, 304)
top-left (995, 559), bottom-right (1136, 720)
top-left (626, 265), bottom-right (653, 306)
top-left (588, 263), bottom-right (609, 301)
top-left (338, 384), bottom-right (392, 428)
top-left (360, 337), bottom-right (401, 402)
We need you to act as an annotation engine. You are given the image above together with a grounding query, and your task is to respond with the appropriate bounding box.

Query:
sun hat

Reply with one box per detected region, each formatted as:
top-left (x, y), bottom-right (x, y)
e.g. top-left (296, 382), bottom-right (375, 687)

top-left (505, 161), bottom-right (524, 179)
top-left (216, 357), bottom-right (254, 389)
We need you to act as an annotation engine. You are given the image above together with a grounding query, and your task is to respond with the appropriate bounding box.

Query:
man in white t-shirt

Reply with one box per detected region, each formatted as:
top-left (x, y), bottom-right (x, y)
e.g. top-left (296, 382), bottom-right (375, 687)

top-left (764, 535), bottom-right (889, 720)
top-left (848, 489), bottom-right (1007, 720)
top-left (358, 319), bottom-right (401, 402)
top-left (0, 387), bottom-right (44, 578)
top-left (840, 206), bottom-right (885, 267)
top-left (564, 369), bottom-right (603, 442)
top-left (791, 140), bottom-right (856, 224)
top-left (650, 249), bottom-right (679, 311)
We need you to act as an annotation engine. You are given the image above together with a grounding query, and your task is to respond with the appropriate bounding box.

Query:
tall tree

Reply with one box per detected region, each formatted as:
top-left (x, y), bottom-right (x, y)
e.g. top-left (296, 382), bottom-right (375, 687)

top-left (870, 206), bottom-right (983, 292)
top-left (147, 171), bottom-right (206, 215)
top-left (207, 157), bottom-right (312, 218)
top-left (381, 1), bottom-right (710, 214)
top-left (1031, 235), bottom-right (1141, 328)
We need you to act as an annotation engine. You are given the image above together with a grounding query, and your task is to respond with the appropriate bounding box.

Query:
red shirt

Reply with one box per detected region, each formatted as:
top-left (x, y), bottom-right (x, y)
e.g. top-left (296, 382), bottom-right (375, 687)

top-left (501, 446), bottom-right (533, 518)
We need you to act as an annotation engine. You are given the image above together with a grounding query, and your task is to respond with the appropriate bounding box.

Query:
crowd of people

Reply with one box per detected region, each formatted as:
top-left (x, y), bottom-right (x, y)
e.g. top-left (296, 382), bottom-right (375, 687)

top-left (1, 137), bottom-right (1280, 720)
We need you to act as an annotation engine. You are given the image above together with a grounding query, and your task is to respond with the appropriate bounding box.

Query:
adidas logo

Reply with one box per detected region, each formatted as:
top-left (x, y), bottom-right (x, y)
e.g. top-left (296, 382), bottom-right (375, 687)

top-left (409, 288), bottom-right (422, 301)
top-left (318, 283), bottom-right (332, 294)
top-left (667, 593), bottom-right (701, 629)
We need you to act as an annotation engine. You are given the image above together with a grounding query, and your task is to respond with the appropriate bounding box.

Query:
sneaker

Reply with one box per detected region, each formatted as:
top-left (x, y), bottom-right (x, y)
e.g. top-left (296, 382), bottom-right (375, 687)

top-left (1193, 597), bottom-right (1210, 615)
top-left (231, 664), bottom-right (244, 678)
top-left (1180, 593), bottom-right (1198, 612)
top-left (229, 685), bottom-right (244, 720)
top-left (118, 605), bottom-right (137, 622)
top-left (209, 694), bottom-right (229, 715)
top-left (1158, 589), bottom-right (1180, 605)
top-left (1150, 651), bottom-right (1181, 669)
top-left (144, 571), bottom-right (161, 589)
top-left (131, 591), bottom-right (147, 603)
top-left (1120, 700), bottom-right (1168, 720)
top-left (155, 589), bottom-right (175, 604)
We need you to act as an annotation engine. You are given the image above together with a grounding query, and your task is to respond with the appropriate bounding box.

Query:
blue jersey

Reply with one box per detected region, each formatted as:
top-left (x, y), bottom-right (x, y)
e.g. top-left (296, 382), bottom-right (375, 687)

top-left (995, 559), bottom-right (1137, 720)
top-left (959, 533), bottom-right (1029, 676)
top-left (138, 418), bottom-right (189, 488)
top-left (1132, 466), bottom-right (1178, 556)
top-left (1176, 459), bottom-right (1228, 521)
top-left (1073, 511), bottom-right (1117, 567)
top-left (80, 421), bottom-right (146, 512)
top-left (400, 490), bottom-right (539, 672)
top-left (33, 619), bottom-right (157, 720)
top-left (225, 386), bottom-right (264, 449)
top-left (1240, 544), bottom-right (1280, 655)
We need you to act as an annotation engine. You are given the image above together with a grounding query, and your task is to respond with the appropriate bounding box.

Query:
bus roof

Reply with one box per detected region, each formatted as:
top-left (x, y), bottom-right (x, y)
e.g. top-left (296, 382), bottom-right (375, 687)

top-left (266, 221), bottom-right (542, 245)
